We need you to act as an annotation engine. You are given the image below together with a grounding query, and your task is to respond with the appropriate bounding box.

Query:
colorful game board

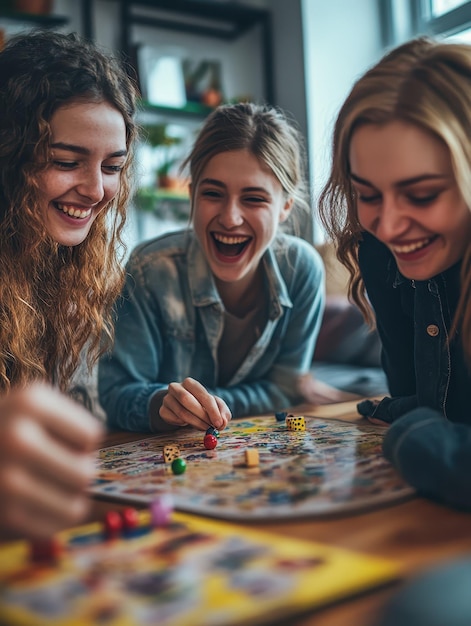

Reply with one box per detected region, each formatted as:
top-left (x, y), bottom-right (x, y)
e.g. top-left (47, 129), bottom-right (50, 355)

top-left (90, 415), bottom-right (415, 520)
top-left (0, 510), bottom-right (400, 626)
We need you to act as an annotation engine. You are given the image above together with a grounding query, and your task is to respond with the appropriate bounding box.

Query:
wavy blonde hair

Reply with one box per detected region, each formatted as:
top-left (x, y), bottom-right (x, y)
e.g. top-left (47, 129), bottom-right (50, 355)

top-left (0, 31), bottom-right (139, 392)
top-left (318, 36), bottom-right (471, 367)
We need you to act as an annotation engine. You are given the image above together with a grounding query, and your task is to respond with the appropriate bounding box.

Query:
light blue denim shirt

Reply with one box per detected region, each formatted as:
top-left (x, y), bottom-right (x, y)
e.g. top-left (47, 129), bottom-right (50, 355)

top-left (98, 229), bottom-right (325, 432)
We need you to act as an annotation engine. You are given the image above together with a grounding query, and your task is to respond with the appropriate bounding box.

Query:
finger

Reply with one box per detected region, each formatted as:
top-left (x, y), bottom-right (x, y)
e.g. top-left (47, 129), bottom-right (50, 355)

top-left (367, 416), bottom-right (389, 426)
top-left (0, 466), bottom-right (90, 540)
top-left (5, 383), bottom-right (103, 452)
top-left (2, 417), bottom-right (97, 492)
top-left (160, 393), bottom-right (211, 431)
top-left (180, 378), bottom-right (226, 428)
top-left (214, 396), bottom-right (232, 430)
top-left (167, 380), bottom-right (211, 421)
top-left (159, 395), bottom-right (189, 426)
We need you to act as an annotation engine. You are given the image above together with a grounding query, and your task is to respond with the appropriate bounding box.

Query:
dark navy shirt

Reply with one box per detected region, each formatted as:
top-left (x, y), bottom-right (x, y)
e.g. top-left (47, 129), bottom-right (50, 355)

top-left (358, 231), bottom-right (467, 423)
top-left (358, 232), bottom-right (471, 511)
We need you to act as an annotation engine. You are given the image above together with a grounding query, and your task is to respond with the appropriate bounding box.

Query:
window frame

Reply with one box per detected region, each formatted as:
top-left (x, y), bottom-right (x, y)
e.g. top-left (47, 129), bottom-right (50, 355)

top-left (381, 0), bottom-right (471, 45)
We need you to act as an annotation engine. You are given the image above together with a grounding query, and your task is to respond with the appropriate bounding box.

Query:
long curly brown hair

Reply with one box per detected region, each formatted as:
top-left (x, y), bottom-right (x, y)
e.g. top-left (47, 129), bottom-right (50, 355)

top-left (0, 30), bottom-right (139, 392)
top-left (318, 37), bottom-right (471, 368)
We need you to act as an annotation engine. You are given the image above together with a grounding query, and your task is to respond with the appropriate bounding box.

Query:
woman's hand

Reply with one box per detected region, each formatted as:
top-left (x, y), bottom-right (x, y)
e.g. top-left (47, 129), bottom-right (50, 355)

top-left (0, 382), bottom-right (103, 541)
top-left (159, 377), bottom-right (232, 432)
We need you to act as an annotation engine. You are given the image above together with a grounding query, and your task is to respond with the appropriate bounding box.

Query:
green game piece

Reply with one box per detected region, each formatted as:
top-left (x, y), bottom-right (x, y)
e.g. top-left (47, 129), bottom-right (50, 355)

top-left (171, 457), bottom-right (187, 475)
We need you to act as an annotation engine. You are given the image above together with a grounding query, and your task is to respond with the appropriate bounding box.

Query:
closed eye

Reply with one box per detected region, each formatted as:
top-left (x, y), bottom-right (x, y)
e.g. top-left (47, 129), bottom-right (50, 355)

top-left (201, 189), bottom-right (223, 198)
top-left (358, 193), bottom-right (381, 203)
top-left (103, 164), bottom-right (124, 173)
top-left (244, 195), bottom-right (268, 203)
top-left (53, 160), bottom-right (77, 170)
top-left (408, 193), bottom-right (440, 206)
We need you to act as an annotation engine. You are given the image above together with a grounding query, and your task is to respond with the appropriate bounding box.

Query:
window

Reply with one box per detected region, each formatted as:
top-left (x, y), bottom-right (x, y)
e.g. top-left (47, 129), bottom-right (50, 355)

top-left (421, 0), bottom-right (471, 37)
top-left (430, 0), bottom-right (469, 17)
top-left (384, 0), bottom-right (471, 43)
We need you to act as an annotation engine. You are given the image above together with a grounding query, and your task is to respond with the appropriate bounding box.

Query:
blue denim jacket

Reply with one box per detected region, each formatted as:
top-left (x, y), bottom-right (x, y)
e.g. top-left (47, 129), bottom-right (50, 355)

top-left (98, 229), bottom-right (325, 432)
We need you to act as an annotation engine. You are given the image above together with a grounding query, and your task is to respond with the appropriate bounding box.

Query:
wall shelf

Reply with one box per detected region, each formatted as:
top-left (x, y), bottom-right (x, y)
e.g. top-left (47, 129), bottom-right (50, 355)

top-left (0, 11), bottom-right (68, 28)
top-left (140, 99), bottom-right (216, 120)
top-left (82, 0), bottom-right (274, 104)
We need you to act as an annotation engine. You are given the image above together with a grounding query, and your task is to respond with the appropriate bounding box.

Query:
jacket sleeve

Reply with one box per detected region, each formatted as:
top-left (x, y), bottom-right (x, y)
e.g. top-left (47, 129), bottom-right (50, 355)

top-left (98, 264), bottom-right (167, 433)
top-left (206, 243), bottom-right (325, 417)
top-left (383, 407), bottom-right (471, 511)
top-left (358, 233), bottom-right (417, 421)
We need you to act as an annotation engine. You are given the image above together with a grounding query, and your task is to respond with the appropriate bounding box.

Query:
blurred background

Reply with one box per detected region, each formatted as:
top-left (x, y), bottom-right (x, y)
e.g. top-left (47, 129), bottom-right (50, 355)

top-left (4, 0), bottom-right (470, 399)
top-left (2, 0), bottom-right (470, 253)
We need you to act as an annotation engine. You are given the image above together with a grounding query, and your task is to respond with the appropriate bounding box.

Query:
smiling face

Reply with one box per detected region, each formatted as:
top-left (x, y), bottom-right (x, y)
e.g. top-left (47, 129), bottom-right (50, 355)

top-left (349, 120), bottom-right (471, 281)
top-left (37, 100), bottom-right (127, 247)
top-left (192, 149), bottom-right (292, 301)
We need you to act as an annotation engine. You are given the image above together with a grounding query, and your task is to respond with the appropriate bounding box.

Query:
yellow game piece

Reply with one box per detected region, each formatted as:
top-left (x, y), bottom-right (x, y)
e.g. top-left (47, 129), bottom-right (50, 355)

top-left (286, 416), bottom-right (306, 431)
top-left (163, 444), bottom-right (180, 463)
top-left (245, 448), bottom-right (259, 467)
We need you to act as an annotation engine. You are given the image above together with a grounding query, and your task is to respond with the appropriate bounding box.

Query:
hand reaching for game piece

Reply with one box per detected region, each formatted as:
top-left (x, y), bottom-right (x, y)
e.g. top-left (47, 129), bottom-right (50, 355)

top-left (0, 383), bottom-right (103, 542)
top-left (159, 377), bottom-right (231, 432)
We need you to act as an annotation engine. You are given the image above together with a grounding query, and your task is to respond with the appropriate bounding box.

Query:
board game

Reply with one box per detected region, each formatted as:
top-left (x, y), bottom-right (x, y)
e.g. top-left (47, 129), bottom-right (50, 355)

top-left (0, 510), bottom-right (400, 626)
top-left (90, 414), bottom-right (415, 520)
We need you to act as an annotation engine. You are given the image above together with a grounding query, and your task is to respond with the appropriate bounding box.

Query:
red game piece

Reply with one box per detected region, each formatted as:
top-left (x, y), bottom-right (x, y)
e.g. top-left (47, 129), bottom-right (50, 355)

top-left (121, 507), bottom-right (140, 532)
top-left (104, 510), bottom-right (123, 538)
top-left (29, 537), bottom-right (62, 563)
top-left (203, 433), bottom-right (218, 450)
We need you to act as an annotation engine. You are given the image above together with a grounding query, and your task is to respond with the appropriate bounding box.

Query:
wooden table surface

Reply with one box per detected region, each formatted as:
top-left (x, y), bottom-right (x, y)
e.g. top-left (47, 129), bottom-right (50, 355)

top-left (89, 401), bottom-right (471, 626)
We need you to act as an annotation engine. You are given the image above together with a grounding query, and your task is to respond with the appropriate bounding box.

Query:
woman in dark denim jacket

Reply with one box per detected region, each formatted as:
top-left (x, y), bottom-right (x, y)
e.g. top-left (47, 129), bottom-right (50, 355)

top-left (318, 37), bottom-right (471, 511)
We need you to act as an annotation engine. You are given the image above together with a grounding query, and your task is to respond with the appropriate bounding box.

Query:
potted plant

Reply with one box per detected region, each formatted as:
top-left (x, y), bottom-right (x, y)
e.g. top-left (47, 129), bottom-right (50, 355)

top-left (142, 123), bottom-right (183, 189)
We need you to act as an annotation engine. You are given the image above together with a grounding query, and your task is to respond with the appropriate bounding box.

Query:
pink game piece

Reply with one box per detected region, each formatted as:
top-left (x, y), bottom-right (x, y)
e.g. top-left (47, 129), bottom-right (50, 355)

top-left (150, 494), bottom-right (174, 527)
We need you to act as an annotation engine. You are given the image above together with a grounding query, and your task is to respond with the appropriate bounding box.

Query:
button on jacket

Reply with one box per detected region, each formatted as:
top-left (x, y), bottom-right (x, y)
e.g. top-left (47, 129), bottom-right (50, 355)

top-left (98, 229), bottom-right (325, 432)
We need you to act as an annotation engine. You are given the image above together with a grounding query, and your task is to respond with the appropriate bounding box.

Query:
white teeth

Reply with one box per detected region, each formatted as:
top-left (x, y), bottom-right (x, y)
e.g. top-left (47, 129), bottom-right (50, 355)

top-left (392, 238), bottom-right (432, 254)
top-left (213, 233), bottom-right (250, 245)
top-left (57, 203), bottom-right (92, 219)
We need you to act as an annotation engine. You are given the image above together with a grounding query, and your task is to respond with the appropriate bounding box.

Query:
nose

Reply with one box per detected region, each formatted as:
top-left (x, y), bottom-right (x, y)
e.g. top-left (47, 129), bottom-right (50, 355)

top-left (76, 167), bottom-right (105, 203)
top-left (373, 194), bottom-right (410, 242)
top-left (218, 197), bottom-right (244, 229)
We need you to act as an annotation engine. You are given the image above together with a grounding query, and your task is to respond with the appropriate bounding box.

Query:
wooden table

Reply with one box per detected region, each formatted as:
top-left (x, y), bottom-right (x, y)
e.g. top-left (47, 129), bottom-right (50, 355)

top-left (89, 401), bottom-right (471, 626)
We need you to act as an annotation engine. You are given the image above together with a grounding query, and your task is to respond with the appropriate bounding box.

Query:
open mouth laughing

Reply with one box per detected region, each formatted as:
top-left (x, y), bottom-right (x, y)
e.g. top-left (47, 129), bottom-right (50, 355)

top-left (211, 232), bottom-right (252, 257)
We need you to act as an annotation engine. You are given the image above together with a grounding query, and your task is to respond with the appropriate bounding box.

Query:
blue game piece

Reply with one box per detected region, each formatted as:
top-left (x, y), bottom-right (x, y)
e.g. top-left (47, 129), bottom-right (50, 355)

top-left (275, 411), bottom-right (287, 422)
top-left (206, 426), bottom-right (219, 438)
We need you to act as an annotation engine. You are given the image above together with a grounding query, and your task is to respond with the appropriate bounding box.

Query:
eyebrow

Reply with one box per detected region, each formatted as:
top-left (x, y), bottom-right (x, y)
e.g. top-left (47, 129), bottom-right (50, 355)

top-left (350, 172), bottom-right (449, 188)
top-left (51, 142), bottom-right (127, 158)
top-left (200, 178), bottom-right (270, 194)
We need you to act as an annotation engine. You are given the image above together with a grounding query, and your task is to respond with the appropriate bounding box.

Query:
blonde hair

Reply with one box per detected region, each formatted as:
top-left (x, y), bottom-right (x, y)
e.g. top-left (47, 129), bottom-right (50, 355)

top-left (0, 31), bottom-right (139, 392)
top-left (318, 36), bottom-right (471, 366)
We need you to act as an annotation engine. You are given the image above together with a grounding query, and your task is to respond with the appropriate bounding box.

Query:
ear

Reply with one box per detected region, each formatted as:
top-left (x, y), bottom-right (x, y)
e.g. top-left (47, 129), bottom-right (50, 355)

top-left (278, 197), bottom-right (294, 224)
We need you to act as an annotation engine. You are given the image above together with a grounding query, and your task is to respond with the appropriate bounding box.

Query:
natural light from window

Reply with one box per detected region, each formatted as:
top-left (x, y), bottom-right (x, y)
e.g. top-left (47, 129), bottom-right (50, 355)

top-left (431, 0), bottom-right (469, 16)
